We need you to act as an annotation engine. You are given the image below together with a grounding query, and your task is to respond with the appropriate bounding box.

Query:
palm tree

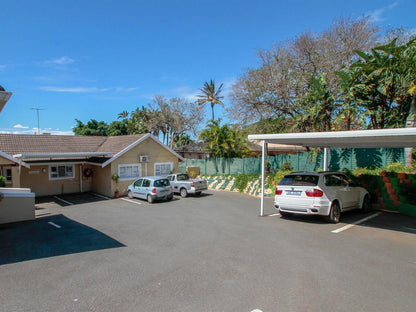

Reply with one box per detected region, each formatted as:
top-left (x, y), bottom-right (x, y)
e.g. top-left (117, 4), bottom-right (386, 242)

top-left (197, 80), bottom-right (226, 120)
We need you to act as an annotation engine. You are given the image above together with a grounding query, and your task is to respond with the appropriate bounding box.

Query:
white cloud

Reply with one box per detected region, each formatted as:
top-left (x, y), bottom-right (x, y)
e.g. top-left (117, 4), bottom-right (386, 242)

top-left (171, 87), bottom-right (199, 101)
top-left (0, 126), bottom-right (73, 135)
top-left (115, 86), bottom-right (141, 92)
top-left (45, 56), bottom-right (75, 65)
top-left (368, 0), bottom-right (400, 22)
top-left (40, 86), bottom-right (110, 93)
top-left (13, 124), bottom-right (29, 129)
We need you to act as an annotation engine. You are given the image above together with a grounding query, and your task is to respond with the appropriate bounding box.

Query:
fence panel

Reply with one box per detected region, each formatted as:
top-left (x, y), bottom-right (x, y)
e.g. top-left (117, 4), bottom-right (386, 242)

top-left (178, 148), bottom-right (404, 175)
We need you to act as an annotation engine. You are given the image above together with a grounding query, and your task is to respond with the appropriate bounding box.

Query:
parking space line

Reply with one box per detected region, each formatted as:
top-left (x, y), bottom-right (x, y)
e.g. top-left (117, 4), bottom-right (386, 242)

top-left (331, 212), bottom-right (382, 233)
top-left (91, 192), bottom-right (111, 200)
top-left (48, 222), bottom-right (62, 229)
top-left (121, 198), bottom-right (142, 205)
top-left (267, 213), bottom-right (280, 217)
top-left (53, 196), bottom-right (74, 205)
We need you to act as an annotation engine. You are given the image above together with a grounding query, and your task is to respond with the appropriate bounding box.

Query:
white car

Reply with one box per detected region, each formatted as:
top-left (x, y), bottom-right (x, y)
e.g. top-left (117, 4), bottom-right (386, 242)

top-left (127, 176), bottom-right (173, 204)
top-left (274, 171), bottom-right (371, 223)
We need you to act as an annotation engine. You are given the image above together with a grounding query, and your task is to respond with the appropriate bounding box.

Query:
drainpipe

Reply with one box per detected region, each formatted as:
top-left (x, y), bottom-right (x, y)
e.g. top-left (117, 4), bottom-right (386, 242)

top-left (80, 164), bottom-right (83, 193)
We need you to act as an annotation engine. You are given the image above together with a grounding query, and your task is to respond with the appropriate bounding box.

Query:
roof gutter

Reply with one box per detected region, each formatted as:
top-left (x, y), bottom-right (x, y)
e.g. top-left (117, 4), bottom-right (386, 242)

top-left (13, 152), bottom-right (112, 159)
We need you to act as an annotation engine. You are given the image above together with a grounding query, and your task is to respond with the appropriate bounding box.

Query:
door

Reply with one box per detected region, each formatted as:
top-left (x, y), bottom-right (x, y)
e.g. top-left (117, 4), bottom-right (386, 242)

top-left (324, 174), bottom-right (354, 210)
top-left (140, 179), bottom-right (151, 198)
top-left (132, 179), bottom-right (143, 198)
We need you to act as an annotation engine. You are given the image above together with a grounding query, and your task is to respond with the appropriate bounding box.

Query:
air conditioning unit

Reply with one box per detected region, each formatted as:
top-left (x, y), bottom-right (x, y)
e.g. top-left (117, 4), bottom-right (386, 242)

top-left (140, 155), bottom-right (150, 162)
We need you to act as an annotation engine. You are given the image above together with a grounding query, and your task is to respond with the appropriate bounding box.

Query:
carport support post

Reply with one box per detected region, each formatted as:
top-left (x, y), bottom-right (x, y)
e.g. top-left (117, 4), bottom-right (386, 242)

top-left (260, 140), bottom-right (266, 216)
top-left (323, 148), bottom-right (329, 171)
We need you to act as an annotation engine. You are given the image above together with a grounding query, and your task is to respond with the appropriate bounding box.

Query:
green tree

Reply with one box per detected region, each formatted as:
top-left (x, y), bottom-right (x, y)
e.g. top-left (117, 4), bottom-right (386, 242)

top-left (229, 16), bottom-right (379, 131)
top-left (107, 120), bottom-right (128, 136)
top-left (198, 120), bottom-right (249, 158)
top-left (73, 119), bottom-right (108, 136)
top-left (174, 133), bottom-right (193, 148)
top-left (197, 80), bottom-right (226, 120)
top-left (351, 38), bottom-right (416, 129)
top-left (292, 74), bottom-right (336, 132)
top-left (126, 106), bottom-right (152, 134)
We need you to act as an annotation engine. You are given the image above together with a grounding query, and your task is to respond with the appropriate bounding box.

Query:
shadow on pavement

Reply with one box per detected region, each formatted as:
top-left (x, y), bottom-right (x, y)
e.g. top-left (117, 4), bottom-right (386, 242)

top-left (36, 192), bottom-right (110, 207)
top-left (0, 214), bottom-right (125, 265)
top-left (359, 210), bottom-right (416, 234)
top-left (277, 209), bottom-right (416, 235)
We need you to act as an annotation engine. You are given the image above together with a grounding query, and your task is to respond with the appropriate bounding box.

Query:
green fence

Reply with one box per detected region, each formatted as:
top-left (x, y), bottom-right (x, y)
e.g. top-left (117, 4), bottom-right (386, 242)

top-left (179, 148), bottom-right (405, 175)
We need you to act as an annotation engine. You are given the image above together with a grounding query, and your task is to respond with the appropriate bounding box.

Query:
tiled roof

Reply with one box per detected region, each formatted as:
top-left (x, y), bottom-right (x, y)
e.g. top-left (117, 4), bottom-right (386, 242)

top-left (95, 134), bottom-right (147, 154)
top-left (0, 133), bottom-right (147, 157)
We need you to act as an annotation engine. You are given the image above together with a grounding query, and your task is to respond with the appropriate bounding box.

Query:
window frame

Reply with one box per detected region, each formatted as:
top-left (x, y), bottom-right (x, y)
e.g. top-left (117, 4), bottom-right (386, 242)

top-left (49, 164), bottom-right (75, 180)
top-left (118, 163), bottom-right (142, 181)
top-left (2, 166), bottom-right (12, 184)
top-left (154, 162), bottom-right (173, 176)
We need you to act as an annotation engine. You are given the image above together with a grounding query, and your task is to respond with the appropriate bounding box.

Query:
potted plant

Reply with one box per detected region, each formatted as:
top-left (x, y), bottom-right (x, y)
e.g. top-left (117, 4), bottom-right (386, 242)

top-left (112, 173), bottom-right (120, 198)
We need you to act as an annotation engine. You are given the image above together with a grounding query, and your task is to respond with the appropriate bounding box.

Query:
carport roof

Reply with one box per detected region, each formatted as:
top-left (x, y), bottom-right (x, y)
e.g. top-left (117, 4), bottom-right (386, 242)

top-left (248, 128), bottom-right (416, 149)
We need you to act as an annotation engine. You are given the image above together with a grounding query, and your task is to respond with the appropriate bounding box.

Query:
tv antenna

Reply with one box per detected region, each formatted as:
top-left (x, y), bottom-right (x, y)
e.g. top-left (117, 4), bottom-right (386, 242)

top-left (30, 107), bottom-right (45, 135)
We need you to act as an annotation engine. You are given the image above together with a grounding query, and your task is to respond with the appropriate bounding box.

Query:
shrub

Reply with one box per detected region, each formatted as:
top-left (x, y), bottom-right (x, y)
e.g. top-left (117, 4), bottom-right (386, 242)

top-left (384, 162), bottom-right (411, 173)
top-left (234, 174), bottom-right (258, 192)
top-left (281, 162), bottom-right (293, 171)
top-left (0, 176), bottom-right (6, 187)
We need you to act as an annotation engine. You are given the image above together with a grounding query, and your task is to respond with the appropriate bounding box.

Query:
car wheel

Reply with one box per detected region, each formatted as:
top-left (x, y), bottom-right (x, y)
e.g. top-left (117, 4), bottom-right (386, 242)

top-left (279, 211), bottom-right (292, 218)
top-left (327, 201), bottom-right (341, 223)
top-left (180, 188), bottom-right (188, 198)
top-left (361, 195), bottom-right (371, 213)
top-left (147, 195), bottom-right (153, 204)
top-left (167, 194), bottom-right (173, 201)
top-left (127, 191), bottom-right (133, 199)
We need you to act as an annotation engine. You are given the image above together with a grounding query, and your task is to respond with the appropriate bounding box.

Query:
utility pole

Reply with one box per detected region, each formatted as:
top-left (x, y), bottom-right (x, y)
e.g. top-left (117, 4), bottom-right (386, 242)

top-left (30, 108), bottom-right (44, 135)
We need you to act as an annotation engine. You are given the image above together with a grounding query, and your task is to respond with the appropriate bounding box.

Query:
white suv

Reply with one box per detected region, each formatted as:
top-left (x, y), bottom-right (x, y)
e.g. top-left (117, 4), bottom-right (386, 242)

top-left (274, 171), bottom-right (371, 223)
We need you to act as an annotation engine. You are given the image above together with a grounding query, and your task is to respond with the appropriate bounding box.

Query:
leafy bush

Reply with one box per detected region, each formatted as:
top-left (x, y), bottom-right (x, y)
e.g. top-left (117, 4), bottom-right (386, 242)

top-left (0, 176), bottom-right (6, 187)
top-left (384, 162), bottom-right (412, 173)
top-left (280, 162), bottom-right (293, 171)
top-left (234, 174), bottom-right (258, 192)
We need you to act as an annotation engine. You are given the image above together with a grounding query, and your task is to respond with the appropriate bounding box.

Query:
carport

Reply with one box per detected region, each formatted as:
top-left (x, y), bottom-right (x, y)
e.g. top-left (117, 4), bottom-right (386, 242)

top-left (248, 128), bottom-right (416, 216)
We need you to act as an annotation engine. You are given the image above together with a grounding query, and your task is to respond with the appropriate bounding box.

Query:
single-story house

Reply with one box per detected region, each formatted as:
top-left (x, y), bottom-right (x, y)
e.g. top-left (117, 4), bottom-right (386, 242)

top-left (0, 133), bottom-right (184, 198)
top-left (174, 142), bottom-right (209, 159)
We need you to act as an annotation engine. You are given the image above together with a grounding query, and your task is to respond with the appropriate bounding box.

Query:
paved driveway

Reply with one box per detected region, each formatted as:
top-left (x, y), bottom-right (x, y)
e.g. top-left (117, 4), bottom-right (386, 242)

top-left (1, 191), bottom-right (415, 312)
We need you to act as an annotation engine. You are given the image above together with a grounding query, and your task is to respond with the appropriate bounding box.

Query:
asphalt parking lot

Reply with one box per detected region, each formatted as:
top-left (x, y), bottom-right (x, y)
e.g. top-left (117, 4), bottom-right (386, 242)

top-left (1, 190), bottom-right (415, 312)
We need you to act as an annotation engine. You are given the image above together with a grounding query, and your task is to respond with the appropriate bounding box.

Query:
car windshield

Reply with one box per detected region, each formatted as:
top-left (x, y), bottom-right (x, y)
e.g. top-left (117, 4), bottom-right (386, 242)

top-left (279, 174), bottom-right (319, 186)
top-left (177, 174), bottom-right (189, 181)
top-left (154, 179), bottom-right (170, 187)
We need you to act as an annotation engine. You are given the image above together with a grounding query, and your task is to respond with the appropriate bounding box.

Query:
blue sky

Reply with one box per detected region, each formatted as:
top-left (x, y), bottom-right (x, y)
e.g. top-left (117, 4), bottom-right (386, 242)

top-left (1, 0), bottom-right (415, 135)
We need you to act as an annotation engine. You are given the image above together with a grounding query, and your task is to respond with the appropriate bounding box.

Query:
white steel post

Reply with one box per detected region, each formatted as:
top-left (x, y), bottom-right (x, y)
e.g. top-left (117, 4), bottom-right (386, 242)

top-left (260, 140), bottom-right (266, 216)
top-left (323, 148), bottom-right (329, 171)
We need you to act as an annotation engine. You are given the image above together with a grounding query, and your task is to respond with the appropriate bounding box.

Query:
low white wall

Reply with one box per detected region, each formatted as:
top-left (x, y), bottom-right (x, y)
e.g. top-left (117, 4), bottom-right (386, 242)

top-left (0, 188), bottom-right (35, 224)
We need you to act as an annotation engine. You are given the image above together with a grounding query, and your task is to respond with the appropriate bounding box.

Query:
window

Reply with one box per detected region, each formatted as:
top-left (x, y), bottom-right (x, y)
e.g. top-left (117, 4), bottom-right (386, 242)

top-left (49, 165), bottom-right (74, 180)
top-left (154, 179), bottom-right (170, 187)
top-left (154, 162), bottom-right (173, 176)
top-left (142, 179), bottom-right (150, 187)
top-left (324, 174), bottom-right (347, 187)
top-left (134, 179), bottom-right (143, 188)
top-left (279, 174), bottom-right (318, 186)
top-left (118, 164), bottom-right (141, 181)
top-left (2, 167), bottom-right (12, 184)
